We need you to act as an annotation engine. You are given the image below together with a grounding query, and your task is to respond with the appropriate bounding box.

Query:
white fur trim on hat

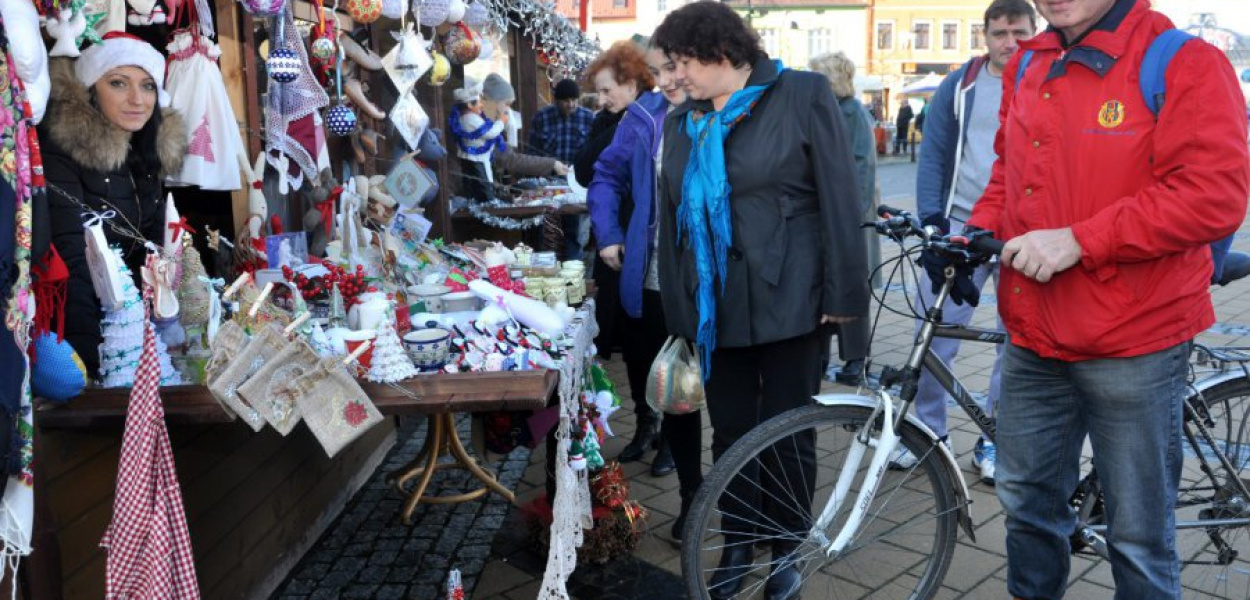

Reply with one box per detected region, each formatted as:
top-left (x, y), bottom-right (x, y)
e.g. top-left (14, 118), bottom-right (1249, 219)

top-left (453, 77), bottom-right (483, 104)
top-left (74, 33), bottom-right (170, 107)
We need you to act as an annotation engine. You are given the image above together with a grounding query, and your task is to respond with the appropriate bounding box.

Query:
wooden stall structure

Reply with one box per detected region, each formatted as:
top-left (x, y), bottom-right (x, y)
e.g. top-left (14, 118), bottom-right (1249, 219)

top-left (23, 3), bottom-right (595, 598)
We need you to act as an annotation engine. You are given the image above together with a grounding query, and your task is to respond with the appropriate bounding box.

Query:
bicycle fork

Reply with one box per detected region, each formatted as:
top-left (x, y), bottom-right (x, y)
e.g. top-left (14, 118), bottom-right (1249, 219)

top-left (811, 388), bottom-right (902, 557)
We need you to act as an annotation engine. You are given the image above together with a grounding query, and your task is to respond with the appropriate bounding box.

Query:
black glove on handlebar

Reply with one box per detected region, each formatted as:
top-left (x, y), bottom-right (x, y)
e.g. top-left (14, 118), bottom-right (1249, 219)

top-left (918, 248), bottom-right (981, 307)
top-left (921, 214), bottom-right (951, 237)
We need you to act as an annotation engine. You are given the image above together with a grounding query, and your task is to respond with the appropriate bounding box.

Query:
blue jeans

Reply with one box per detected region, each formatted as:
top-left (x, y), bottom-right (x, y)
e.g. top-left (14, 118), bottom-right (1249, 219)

top-left (911, 258), bottom-right (1003, 440)
top-left (996, 341), bottom-right (1189, 599)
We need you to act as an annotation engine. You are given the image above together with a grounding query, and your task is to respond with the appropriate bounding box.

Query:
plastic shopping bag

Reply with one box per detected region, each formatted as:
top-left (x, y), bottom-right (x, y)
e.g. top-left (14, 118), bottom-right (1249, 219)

top-left (645, 336), bottom-right (706, 415)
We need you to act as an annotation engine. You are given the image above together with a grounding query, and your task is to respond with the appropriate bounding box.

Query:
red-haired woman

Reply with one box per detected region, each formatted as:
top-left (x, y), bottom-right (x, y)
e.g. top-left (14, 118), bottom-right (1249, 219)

top-left (573, 42), bottom-right (673, 474)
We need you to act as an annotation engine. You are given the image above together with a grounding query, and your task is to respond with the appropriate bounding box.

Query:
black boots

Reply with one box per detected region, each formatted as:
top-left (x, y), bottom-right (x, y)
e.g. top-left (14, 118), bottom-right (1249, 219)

top-left (764, 548), bottom-right (802, 600)
top-left (651, 440), bottom-right (676, 477)
top-left (707, 543), bottom-right (753, 599)
top-left (669, 488), bottom-right (696, 547)
top-left (618, 413), bottom-right (659, 463)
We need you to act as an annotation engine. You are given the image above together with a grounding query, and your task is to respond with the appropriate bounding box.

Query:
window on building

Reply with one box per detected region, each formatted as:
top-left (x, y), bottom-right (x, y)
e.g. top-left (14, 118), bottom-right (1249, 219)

top-left (657, 0), bottom-right (666, 12)
top-left (759, 28), bottom-right (779, 57)
top-left (913, 21), bottom-right (931, 50)
top-left (808, 28), bottom-right (832, 57)
top-left (612, 0), bottom-right (627, 8)
top-left (942, 22), bottom-right (958, 50)
top-left (876, 22), bottom-right (893, 50)
top-left (970, 22), bottom-right (985, 49)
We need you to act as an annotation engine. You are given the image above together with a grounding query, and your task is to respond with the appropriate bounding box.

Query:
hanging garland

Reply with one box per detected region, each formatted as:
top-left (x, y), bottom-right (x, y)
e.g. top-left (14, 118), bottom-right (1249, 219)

top-left (470, 0), bottom-right (600, 76)
top-left (461, 197), bottom-right (550, 230)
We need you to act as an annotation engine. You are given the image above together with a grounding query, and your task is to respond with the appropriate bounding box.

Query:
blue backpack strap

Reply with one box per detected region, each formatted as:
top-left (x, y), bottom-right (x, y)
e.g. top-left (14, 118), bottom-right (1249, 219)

top-left (1139, 29), bottom-right (1194, 116)
top-left (1140, 29), bottom-right (1236, 283)
top-left (1014, 50), bottom-right (1033, 90)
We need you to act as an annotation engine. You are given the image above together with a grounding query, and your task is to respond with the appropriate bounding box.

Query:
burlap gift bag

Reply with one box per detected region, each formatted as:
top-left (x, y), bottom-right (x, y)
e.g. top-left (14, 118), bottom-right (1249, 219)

top-left (208, 324), bottom-right (289, 431)
top-left (202, 319), bottom-right (248, 419)
top-left (237, 338), bottom-right (320, 435)
top-left (292, 357), bottom-right (385, 457)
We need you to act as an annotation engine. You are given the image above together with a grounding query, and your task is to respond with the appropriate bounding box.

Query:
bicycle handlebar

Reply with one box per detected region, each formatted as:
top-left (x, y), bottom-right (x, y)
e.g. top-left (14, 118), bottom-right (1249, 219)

top-left (873, 205), bottom-right (1003, 262)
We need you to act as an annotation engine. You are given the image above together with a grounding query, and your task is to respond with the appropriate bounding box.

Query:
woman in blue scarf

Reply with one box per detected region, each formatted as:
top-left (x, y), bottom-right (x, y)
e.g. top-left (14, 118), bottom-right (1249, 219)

top-left (653, 3), bottom-right (869, 599)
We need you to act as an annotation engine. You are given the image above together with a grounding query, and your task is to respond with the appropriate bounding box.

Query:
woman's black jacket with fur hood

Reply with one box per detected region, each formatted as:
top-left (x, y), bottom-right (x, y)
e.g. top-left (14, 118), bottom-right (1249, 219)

top-left (32, 58), bottom-right (186, 375)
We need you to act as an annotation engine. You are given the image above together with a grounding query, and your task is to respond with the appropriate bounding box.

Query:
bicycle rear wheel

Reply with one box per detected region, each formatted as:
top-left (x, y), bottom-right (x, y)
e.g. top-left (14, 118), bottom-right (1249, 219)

top-left (1179, 377), bottom-right (1250, 599)
top-left (681, 404), bottom-right (962, 600)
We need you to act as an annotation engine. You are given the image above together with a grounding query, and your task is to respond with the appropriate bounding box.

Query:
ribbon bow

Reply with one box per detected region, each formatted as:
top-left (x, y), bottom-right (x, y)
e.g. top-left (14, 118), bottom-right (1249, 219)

top-left (81, 210), bottom-right (118, 229)
top-left (168, 216), bottom-right (197, 241)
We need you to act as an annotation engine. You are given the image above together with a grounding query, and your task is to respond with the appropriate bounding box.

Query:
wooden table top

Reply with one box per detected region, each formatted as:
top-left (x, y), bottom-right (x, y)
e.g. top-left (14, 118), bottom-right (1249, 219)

top-left (36, 369), bottom-right (559, 429)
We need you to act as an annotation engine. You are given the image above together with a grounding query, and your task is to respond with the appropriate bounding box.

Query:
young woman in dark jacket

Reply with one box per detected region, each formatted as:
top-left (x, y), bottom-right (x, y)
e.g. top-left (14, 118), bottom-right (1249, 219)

top-left (653, 4), bottom-right (868, 599)
top-left (33, 36), bottom-right (187, 377)
top-left (572, 42), bottom-right (674, 472)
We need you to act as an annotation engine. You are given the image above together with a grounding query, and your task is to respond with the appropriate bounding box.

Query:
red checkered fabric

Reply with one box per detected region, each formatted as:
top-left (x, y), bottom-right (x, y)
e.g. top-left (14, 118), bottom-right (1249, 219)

top-left (100, 312), bottom-right (200, 599)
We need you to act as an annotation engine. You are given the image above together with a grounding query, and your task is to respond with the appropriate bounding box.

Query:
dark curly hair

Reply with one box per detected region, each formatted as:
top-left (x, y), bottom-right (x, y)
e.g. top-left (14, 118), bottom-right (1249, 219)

top-left (651, 1), bottom-right (764, 68)
top-left (584, 41), bottom-right (656, 91)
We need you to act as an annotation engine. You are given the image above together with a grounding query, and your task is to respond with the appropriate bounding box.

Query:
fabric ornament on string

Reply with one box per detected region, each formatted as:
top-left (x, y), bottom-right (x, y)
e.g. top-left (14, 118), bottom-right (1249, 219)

top-left (441, 23), bottom-right (481, 66)
top-left (292, 357), bottom-right (384, 457)
top-left (346, 0), bottom-right (382, 23)
top-left (445, 0), bottom-right (465, 23)
top-left (417, 0), bottom-right (449, 27)
top-left (268, 48), bottom-right (301, 83)
top-left (240, 0), bottom-right (285, 17)
top-left (381, 23), bottom-right (432, 96)
top-left (327, 105), bottom-right (357, 137)
top-left (462, 0), bottom-right (488, 28)
top-left (428, 51), bottom-right (451, 86)
top-left (390, 92), bottom-right (430, 153)
top-left (380, 0), bottom-right (403, 19)
top-left (166, 33), bottom-right (247, 190)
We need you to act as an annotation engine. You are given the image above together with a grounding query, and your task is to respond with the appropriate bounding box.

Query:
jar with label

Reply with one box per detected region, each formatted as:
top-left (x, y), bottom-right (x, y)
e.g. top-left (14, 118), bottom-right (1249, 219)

top-left (561, 268), bottom-right (585, 304)
top-left (544, 284), bottom-right (568, 307)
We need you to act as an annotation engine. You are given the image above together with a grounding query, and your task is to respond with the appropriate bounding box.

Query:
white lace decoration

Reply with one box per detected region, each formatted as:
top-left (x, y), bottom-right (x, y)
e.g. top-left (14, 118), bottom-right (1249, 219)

top-left (538, 299), bottom-right (598, 599)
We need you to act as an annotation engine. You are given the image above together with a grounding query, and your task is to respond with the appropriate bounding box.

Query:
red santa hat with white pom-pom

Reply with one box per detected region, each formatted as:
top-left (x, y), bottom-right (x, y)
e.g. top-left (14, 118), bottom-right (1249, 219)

top-left (74, 31), bottom-right (171, 108)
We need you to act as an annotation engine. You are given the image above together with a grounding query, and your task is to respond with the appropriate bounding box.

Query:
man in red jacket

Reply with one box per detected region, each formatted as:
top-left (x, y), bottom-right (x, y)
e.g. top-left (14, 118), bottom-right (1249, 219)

top-left (965, 0), bottom-right (1250, 597)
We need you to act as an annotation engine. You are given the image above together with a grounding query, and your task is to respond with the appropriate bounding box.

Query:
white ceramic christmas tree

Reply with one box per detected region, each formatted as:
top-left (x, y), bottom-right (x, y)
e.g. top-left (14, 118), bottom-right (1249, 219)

top-left (367, 313), bottom-right (416, 382)
top-left (98, 249), bottom-right (183, 388)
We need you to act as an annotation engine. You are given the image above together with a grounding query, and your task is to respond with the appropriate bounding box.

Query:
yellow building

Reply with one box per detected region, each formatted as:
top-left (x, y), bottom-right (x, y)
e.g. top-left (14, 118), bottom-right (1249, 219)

top-left (726, 0), bottom-right (871, 78)
top-left (869, 0), bottom-right (994, 117)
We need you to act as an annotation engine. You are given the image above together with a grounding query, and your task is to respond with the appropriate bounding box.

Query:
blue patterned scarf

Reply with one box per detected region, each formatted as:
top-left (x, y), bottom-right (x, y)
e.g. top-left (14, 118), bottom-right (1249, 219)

top-left (678, 60), bottom-right (785, 376)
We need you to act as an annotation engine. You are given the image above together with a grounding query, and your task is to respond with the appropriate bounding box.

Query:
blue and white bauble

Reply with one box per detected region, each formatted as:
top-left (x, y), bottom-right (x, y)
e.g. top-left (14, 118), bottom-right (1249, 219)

top-left (267, 48), bottom-right (301, 83)
top-left (326, 104), bottom-right (358, 136)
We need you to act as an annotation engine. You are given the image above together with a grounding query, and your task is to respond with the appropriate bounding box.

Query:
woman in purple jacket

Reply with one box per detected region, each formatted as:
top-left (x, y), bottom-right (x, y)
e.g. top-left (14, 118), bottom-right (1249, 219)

top-left (587, 43), bottom-right (701, 545)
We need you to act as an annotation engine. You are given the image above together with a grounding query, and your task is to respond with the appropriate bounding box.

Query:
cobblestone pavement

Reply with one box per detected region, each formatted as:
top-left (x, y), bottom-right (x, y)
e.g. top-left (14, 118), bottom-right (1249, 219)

top-left (277, 167), bottom-right (1250, 599)
top-left (268, 415), bottom-right (531, 600)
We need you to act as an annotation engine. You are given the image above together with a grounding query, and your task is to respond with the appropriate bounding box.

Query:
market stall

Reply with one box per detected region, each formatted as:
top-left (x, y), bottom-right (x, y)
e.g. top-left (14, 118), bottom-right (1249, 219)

top-left (0, 0), bottom-right (617, 598)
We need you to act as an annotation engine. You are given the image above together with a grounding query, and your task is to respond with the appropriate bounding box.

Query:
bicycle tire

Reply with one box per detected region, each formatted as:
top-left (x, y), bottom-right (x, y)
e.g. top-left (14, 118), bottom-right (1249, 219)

top-left (681, 404), bottom-right (961, 600)
top-left (1178, 376), bottom-right (1250, 599)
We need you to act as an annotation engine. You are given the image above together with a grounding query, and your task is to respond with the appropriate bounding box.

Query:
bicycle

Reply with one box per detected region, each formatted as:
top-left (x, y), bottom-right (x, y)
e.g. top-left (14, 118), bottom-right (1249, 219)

top-left (680, 206), bottom-right (1250, 599)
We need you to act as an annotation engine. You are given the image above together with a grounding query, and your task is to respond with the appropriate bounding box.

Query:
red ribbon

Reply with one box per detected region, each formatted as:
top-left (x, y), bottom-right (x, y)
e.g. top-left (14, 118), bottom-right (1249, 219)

top-left (252, 180), bottom-right (263, 190)
top-left (315, 186), bottom-right (343, 236)
top-left (167, 216), bottom-right (196, 242)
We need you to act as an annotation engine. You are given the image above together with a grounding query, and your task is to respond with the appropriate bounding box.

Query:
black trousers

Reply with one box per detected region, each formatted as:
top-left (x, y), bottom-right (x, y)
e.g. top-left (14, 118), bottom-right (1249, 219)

top-left (458, 158), bottom-right (492, 201)
top-left (706, 332), bottom-right (822, 549)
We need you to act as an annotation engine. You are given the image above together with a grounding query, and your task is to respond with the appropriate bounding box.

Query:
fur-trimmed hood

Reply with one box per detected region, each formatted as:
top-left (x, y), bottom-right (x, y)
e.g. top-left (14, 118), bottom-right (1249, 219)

top-left (43, 58), bottom-right (186, 178)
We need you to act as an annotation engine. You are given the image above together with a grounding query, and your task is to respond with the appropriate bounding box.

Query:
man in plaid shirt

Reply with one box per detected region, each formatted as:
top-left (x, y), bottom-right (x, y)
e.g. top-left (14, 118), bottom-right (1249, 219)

top-left (528, 79), bottom-right (594, 164)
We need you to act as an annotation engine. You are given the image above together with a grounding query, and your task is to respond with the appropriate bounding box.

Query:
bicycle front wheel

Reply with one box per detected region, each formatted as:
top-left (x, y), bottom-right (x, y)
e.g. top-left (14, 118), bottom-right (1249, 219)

top-left (1179, 377), bottom-right (1250, 598)
top-left (681, 404), bottom-right (962, 600)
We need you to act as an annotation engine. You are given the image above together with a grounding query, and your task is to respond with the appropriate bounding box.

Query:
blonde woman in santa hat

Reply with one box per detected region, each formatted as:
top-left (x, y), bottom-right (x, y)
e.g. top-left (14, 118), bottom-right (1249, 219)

top-left (32, 32), bottom-right (187, 377)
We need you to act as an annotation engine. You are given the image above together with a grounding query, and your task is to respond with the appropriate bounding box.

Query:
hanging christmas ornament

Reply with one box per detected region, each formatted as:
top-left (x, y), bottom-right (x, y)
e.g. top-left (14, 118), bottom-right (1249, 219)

top-left (327, 45), bottom-right (358, 136)
top-left (445, 0), bottom-right (466, 23)
top-left (428, 51), bottom-right (451, 86)
top-left (381, 0), bottom-right (404, 19)
top-left (312, 37), bottom-right (336, 60)
top-left (268, 48), bottom-right (301, 83)
top-left (462, 0), bottom-right (488, 28)
top-left (441, 23), bottom-right (481, 66)
top-left (418, 0), bottom-right (450, 27)
top-left (346, 0), bottom-right (383, 23)
top-left (243, 0), bottom-right (287, 17)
